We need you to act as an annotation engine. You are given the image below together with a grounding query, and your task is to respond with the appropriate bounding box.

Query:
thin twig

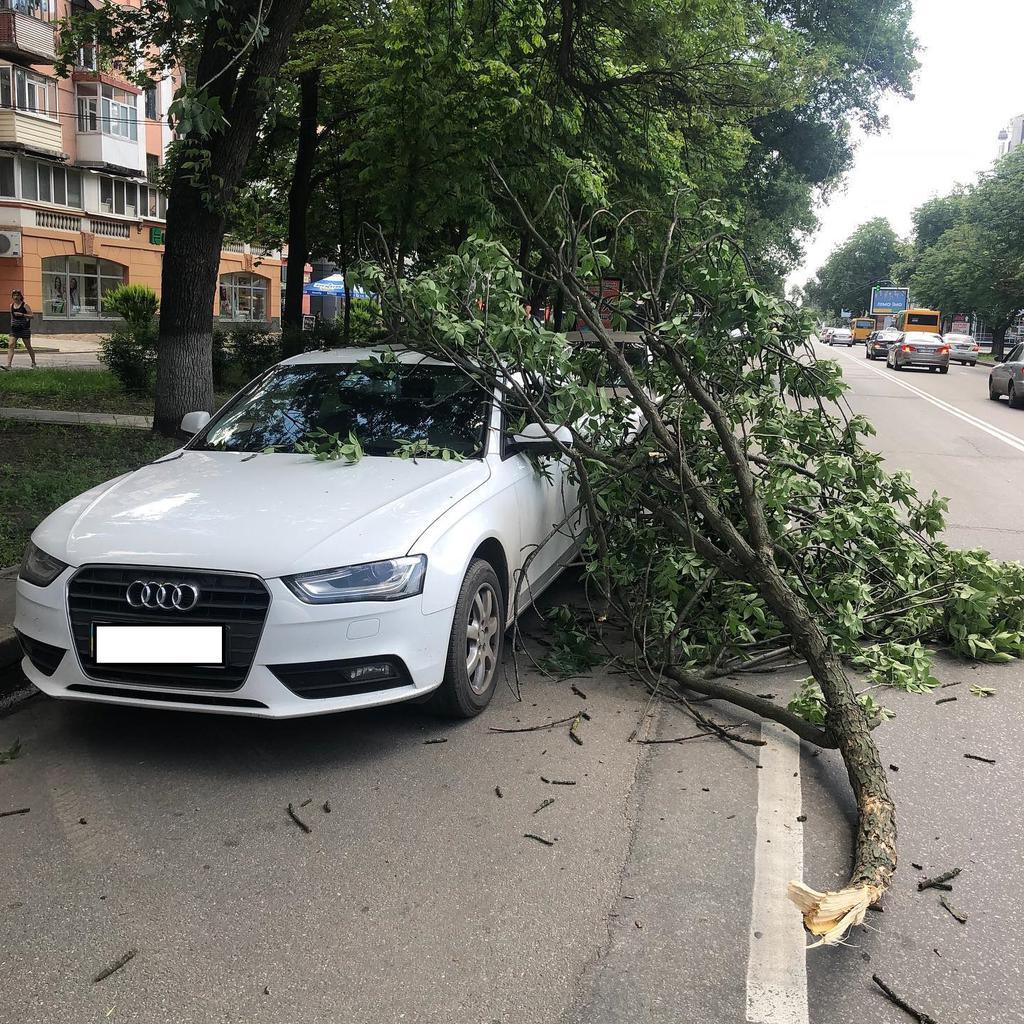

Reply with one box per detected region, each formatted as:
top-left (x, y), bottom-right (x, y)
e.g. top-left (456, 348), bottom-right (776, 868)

top-left (287, 803), bottom-right (312, 834)
top-left (918, 867), bottom-right (961, 891)
top-left (93, 949), bottom-right (137, 984)
top-left (489, 712), bottom-right (584, 734)
top-left (871, 974), bottom-right (940, 1024)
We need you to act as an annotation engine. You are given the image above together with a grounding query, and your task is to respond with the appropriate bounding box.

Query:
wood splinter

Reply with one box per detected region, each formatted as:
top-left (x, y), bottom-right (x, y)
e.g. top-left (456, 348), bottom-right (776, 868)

top-left (918, 867), bottom-right (960, 891)
top-left (93, 949), bottom-right (137, 984)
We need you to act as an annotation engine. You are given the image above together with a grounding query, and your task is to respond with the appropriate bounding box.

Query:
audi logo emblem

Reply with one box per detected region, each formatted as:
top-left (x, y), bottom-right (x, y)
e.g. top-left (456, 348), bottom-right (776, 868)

top-left (125, 580), bottom-right (201, 612)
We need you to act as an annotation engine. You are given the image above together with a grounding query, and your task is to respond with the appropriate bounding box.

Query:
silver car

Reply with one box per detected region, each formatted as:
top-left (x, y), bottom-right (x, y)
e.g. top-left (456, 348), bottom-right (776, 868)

top-left (943, 333), bottom-right (981, 366)
top-left (829, 327), bottom-right (854, 347)
top-left (886, 332), bottom-right (949, 373)
top-left (988, 342), bottom-right (1024, 408)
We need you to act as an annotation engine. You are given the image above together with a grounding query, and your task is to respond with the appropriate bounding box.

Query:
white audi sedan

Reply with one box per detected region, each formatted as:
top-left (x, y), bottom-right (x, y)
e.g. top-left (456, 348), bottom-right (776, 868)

top-left (14, 349), bottom-right (582, 719)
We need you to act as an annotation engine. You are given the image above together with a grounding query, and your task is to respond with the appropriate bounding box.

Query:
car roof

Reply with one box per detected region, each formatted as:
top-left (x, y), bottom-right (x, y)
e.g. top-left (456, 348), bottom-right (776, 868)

top-left (280, 346), bottom-right (454, 368)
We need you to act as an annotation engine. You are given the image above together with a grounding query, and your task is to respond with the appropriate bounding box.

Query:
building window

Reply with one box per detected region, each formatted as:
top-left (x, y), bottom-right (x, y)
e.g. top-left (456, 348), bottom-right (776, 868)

top-left (17, 159), bottom-right (84, 209)
top-left (146, 153), bottom-right (159, 181)
top-left (0, 156), bottom-right (14, 197)
top-left (1, 0), bottom-right (53, 23)
top-left (219, 273), bottom-right (268, 322)
top-left (142, 183), bottom-right (166, 219)
top-left (0, 65), bottom-right (57, 118)
top-left (41, 255), bottom-right (126, 319)
top-left (76, 82), bottom-right (138, 140)
top-left (144, 85), bottom-right (157, 121)
top-left (98, 174), bottom-right (141, 217)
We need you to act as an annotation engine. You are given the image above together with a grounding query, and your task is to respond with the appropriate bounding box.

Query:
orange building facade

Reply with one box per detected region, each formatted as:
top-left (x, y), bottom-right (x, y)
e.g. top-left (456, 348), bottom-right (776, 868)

top-left (0, 0), bottom-right (281, 333)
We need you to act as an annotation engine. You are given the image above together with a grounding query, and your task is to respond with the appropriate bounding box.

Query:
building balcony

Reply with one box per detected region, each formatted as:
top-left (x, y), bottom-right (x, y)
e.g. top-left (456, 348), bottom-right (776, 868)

top-left (75, 131), bottom-right (145, 176)
top-left (0, 107), bottom-right (62, 156)
top-left (0, 7), bottom-right (56, 64)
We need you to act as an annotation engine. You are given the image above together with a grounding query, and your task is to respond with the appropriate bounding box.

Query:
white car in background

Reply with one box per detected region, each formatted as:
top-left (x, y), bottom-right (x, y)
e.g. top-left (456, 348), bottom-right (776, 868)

top-left (943, 333), bottom-right (981, 366)
top-left (15, 350), bottom-right (583, 719)
top-left (828, 327), bottom-right (854, 346)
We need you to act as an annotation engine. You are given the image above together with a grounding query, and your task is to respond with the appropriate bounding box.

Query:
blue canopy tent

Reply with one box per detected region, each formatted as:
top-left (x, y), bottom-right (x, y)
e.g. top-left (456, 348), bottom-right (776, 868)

top-left (302, 274), bottom-right (374, 299)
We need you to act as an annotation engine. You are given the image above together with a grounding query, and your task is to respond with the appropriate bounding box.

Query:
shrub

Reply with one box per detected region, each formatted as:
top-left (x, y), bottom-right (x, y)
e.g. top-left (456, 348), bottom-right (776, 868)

top-left (100, 326), bottom-right (155, 394)
top-left (103, 284), bottom-right (159, 330)
top-left (229, 327), bottom-right (280, 382)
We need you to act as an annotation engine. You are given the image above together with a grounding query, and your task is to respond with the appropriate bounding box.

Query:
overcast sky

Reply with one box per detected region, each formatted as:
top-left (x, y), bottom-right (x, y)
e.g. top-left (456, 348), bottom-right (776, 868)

top-left (789, 0), bottom-right (1024, 290)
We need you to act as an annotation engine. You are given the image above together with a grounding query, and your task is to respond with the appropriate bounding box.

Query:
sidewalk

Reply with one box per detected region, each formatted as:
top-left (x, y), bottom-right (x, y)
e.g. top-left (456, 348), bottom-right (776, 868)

top-left (0, 406), bottom-right (150, 429)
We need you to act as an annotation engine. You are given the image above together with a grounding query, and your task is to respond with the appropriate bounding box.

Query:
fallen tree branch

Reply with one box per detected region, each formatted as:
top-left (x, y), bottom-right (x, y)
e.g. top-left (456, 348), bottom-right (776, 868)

top-left (871, 974), bottom-right (940, 1024)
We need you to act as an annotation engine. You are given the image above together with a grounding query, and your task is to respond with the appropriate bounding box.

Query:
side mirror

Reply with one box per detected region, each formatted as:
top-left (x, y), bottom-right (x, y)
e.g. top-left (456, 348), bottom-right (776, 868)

top-left (180, 411), bottom-right (211, 435)
top-left (506, 422), bottom-right (573, 457)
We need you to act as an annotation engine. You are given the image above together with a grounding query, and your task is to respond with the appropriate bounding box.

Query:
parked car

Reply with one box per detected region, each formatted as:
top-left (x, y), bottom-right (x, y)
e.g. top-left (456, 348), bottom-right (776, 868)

top-left (943, 333), bottom-right (981, 366)
top-left (865, 328), bottom-right (901, 360)
top-left (14, 349), bottom-right (585, 719)
top-left (829, 327), bottom-right (854, 346)
top-left (886, 332), bottom-right (949, 373)
top-left (988, 341), bottom-right (1024, 408)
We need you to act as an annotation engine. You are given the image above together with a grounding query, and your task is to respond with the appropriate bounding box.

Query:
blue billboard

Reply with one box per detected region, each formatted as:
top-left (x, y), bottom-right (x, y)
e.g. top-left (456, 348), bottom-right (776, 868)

top-left (870, 287), bottom-right (910, 315)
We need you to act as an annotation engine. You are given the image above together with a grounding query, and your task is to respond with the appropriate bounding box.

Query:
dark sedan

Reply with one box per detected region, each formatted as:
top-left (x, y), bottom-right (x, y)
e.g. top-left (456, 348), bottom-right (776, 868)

top-left (865, 328), bottom-right (902, 361)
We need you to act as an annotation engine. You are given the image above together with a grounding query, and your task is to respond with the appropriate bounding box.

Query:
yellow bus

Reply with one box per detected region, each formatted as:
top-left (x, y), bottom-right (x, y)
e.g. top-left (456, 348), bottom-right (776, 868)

top-left (895, 307), bottom-right (941, 334)
top-left (850, 317), bottom-right (876, 342)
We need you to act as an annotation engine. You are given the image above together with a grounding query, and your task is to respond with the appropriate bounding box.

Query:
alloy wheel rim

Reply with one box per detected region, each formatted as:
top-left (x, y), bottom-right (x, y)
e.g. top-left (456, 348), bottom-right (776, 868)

top-left (466, 583), bottom-right (500, 694)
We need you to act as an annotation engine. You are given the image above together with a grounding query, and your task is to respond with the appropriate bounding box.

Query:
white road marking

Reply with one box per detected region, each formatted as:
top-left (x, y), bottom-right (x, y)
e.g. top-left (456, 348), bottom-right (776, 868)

top-left (828, 345), bottom-right (1024, 455)
top-left (746, 721), bottom-right (808, 1024)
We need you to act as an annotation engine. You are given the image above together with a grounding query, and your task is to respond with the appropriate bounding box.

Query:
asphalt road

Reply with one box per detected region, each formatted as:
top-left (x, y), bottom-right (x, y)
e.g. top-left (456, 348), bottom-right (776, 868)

top-left (2, 341), bottom-right (1023, 1024)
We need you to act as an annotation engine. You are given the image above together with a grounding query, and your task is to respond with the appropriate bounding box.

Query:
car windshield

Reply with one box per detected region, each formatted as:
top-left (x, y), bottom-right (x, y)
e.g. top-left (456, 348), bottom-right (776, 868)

top-left (191, 359), bottom-right (490, 457)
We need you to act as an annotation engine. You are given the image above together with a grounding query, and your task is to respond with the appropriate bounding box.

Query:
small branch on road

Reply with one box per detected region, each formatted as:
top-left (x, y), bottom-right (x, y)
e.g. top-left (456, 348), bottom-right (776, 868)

top-left (286, 802), bottom-right (312, 834)
top-left (533, 798), bottom-right (555, 814)
top-left (93, 949), bottom-right (137, 984)
top-left (0, 807), bottom-right (30, 817)
top-left (489, 712), bottom-right (584, 734)
top-left (569, 714), bottom-right (584, 745)
top-left (939, 896), bottom-right (968, 924)
top-left (964, 753), bottom-right (996, 764)
top-left (918, 867), bottom-right (961, 892)
top-left (523, 833), bottom-right (556, 846)
top-left (871, 974), bottom-right (941, 1024)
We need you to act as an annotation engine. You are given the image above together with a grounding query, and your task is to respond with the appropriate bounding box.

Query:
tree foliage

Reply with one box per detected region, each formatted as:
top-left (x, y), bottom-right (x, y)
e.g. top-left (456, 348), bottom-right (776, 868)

top-left (804, 218), bottom-right (908, 319)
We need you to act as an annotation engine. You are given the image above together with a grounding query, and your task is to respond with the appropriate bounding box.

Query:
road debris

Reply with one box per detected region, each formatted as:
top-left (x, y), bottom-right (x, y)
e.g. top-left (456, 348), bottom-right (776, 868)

top-left (969, 685), bottom-right (996, 697)
top-left (0, 738), bottom-right (22, 764)
top-left (569, 714), bottom-right (584, 745)
top-left (540, 777), bottom-right (576, 786)
top-left (490, 712), bottom-right (584, 734)
top-left (299, 798), bottom-right (312, 808)
top-left (918, 867), bottom-right (961, 891)
top-left (0, 807), bottom-right (30, 818)
top-left (871, 974), bottom-right (940, 1024)
top-left (533, 798), bottom-right (555, 815)
top-left (494, 786), bottom-right (503, 798)
top-left (323, 801), bottom-right (331, 813)
top-left (939, 896), bottom-right (968, 924)
top-left (423, 738), bottom-right (448, 745)
top-left (963, 753), bottom-right (996, 765)
top-left (286, 803), bottom-right (312, 834)
top-left (571, 684), bottom-right (588, 699)
top-left (889, 764), bottom-right (899, 772)
top-left (911, 862), bottom-right (923, 870)
top-left (796, 814), bottom-right (807, 823)
top-left (934, 696), bottom-right (957, 706)
top-left (523, 833), bottom-right (555, 846)
top-left (93, 949), bottom-right (137, 984)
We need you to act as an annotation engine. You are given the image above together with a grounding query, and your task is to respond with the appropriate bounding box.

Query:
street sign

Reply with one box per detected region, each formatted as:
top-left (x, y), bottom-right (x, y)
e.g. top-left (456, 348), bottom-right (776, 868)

top-left (149, 226), bottom-right (166, 245)
top-left (870, 287), bottom-right (909, 316)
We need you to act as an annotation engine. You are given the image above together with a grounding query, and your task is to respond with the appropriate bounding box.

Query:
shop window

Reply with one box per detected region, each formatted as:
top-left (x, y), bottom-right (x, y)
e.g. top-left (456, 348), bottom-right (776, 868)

top-left (41, 255), bottom-right (126, 319)
top-left (219, 273), bottom-right (268, 323)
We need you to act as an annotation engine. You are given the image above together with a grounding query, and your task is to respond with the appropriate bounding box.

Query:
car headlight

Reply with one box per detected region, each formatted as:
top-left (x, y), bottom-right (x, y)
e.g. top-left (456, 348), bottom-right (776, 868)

top-left (283, 555), bottom-right (427, 604)
top-left (20, 541), bottom-right (68, 588)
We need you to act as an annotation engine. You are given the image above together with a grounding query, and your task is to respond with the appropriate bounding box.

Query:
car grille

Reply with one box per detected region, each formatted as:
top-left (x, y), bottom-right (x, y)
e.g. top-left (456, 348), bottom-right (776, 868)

top-left (67, 566), bottom-right (270, 691)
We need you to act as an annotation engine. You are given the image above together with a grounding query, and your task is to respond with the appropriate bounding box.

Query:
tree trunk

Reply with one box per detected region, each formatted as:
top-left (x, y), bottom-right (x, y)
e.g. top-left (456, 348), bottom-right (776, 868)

top-left (282, 69), bottom-right (320, 335)
top-left (152, 0), bottom-right (310, 435)
top-left (153, 188), bottom-right (225, 434)
top-left (991, 323), bottom-right (1007, 362)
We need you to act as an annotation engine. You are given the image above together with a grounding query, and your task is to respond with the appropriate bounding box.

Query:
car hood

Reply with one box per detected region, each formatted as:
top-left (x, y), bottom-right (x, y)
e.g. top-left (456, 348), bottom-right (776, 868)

top-left (34, 450), bottom-right (489, 577)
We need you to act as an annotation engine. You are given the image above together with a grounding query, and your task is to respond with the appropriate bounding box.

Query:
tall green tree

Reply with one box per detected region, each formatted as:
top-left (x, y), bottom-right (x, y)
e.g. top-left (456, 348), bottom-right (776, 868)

top-left (805, 219), bottom-right (908, 319)
top-left (59, 0), bottom-right (310, 434)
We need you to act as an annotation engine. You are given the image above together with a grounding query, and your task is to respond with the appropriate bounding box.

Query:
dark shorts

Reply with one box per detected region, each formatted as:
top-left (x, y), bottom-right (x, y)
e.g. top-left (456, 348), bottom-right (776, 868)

top-left (10, 329), bottom-right (30, 340)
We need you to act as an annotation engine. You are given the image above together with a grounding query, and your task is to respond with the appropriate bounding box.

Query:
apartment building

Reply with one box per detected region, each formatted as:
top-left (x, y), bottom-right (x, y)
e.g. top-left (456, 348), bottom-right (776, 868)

top-left (0, 0), bottom-right (281, 333)
top-left (997, 113), bottom-right (1024, 158)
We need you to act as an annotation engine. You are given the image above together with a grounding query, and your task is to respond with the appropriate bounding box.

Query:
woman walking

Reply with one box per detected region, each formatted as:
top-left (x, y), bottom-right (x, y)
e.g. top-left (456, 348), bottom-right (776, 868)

top-left (4, 289), bottom-right (37, 370)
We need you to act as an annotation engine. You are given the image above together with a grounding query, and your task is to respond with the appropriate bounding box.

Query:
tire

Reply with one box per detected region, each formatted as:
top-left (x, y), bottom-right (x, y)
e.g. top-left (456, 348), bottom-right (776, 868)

top-left (1010, 383), bottom-right (1024, 410)
top-left (989, 378), bottom-right (1001, 401)
top-left (429, 558), bottom-right (505, 718)
top-left (970, 361), bottom-right (977, 367)
top-left (939, 366), bottom-right (948, 375)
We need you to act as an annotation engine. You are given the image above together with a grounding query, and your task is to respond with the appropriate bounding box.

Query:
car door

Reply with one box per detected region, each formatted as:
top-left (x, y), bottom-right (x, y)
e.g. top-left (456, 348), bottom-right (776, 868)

top-left (992, 344), bottom-right (1021, 389)
top-left (501, 385), bottom-right (579, 609)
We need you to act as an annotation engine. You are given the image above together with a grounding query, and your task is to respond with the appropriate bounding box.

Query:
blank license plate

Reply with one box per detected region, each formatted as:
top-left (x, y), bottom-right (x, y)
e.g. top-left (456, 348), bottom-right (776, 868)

top-left (94, 625), bottom-right (225, 665)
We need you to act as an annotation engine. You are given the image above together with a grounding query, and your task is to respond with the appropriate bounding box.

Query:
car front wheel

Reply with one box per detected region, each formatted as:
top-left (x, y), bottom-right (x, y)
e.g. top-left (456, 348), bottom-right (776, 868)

top-left (430, 558), bottom-right (505, 717)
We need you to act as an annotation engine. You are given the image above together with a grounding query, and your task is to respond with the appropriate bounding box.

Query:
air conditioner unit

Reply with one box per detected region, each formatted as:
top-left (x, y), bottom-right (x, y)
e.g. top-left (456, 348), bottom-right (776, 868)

top-left (0, 231), bottom-right (22, 258)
